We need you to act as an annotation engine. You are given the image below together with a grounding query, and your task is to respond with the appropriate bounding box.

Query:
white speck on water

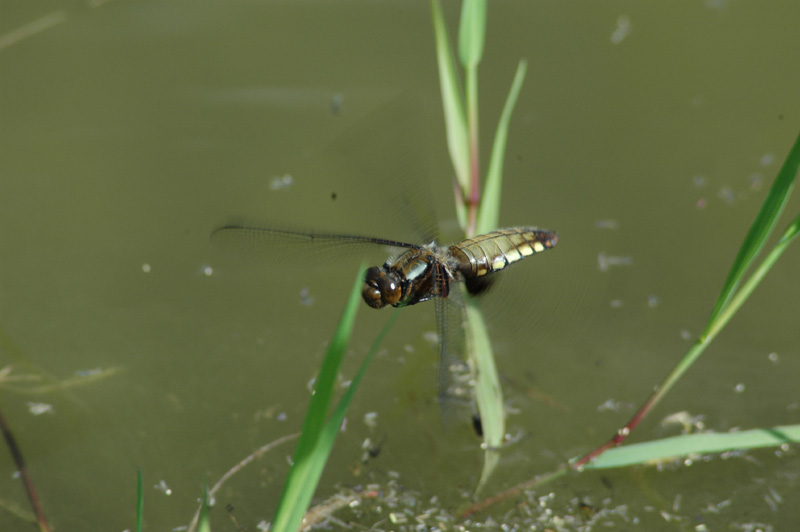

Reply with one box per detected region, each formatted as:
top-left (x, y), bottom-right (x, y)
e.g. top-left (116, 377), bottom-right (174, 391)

top-left (27, 402), bottom-right (54, 415)
top-left (299, 287), bottom-right (314, 306)
top-left (734, 383), bottom-right (745, 393)
top-left (610, 15), bottom-right (631, 44)
top-left (142, 263), bottom-right (151, 273)
top-left (594, 219), bottom-right (619, 230)
top-left (154, 479), bottom-right (172, 496)
top-left (363, 412), bottom-right (378, 429)
top-left (718, 186), bottom-right (736, 205)
top-left (422, 331), bottom-right (439, 346)
top-left (748, 173), bottom-right (763, 191)
top-left (75, 367), bottom-right (102, 377)
top-left (598, 252), bottom-right (632, 272)
top-left (270, 174), bottom-right (294, 190)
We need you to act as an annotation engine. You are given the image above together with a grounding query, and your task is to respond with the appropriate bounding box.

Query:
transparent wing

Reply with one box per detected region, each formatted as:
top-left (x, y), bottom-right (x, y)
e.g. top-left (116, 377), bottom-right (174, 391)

top-left (210, 224), bottom-right (419, 266)
top-left (432, 263), bottom-right (474, 424)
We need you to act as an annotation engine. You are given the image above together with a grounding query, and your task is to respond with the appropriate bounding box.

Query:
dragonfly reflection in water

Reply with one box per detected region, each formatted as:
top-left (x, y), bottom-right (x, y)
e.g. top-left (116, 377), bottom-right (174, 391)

top-left (211, 224), bottom-right (558, 415)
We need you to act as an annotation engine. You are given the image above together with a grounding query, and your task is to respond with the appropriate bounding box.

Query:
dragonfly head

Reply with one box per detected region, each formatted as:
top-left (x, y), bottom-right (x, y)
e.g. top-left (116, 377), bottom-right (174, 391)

top-left (362, 266), bottom-right (402, 309)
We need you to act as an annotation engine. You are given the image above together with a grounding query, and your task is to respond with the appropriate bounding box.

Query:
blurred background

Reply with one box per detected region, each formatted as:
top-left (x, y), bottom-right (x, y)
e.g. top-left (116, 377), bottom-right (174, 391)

top-left (1, 1), bottom-right (799, 529)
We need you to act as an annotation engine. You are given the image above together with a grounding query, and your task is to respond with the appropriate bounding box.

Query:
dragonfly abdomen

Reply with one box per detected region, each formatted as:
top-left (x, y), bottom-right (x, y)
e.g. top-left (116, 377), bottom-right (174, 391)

top-left (450, 227), bottom-right (558, 278)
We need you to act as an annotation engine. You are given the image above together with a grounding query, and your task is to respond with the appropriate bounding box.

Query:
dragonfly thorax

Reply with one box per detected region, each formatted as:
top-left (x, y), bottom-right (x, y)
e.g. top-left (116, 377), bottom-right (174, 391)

top-left (362, 249), bottom-right (441, 309)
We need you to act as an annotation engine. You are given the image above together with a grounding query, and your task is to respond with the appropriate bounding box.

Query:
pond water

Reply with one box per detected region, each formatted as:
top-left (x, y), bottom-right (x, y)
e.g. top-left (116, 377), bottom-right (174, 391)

top-left (1, 1), bottom-right (799, 530)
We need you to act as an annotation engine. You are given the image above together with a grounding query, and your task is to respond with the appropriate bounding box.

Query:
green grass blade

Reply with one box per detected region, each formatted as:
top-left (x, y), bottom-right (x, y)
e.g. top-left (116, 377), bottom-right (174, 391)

top-left (135, 469), bottom-right (143, 532)
top-left (197, 485), bottom-right (211, 532)
top-left (314, 308), bottom-right (401, 473)
top-left (466, 298), bottom-right (504, 492)
top-left (661, 134), bottom-right (800, 398)
top-left (458, 0), bottom-right (486, 236)
top-left (271, 266), bottom-right (364, 532)
top-left (573, 132), bottom-right (800, 470)
top-left (476, 59), bottom-right (527, 235)
top-left (583, 425), bottom-right (800, 470)
top-left (707, 212), bottom-right (800, 341)
top-left (431, 0), bottom-right (470, 201)
top-left (706, 131), bottom-right (800, 328)
top-left (458, 0), bottom-right (486, 69)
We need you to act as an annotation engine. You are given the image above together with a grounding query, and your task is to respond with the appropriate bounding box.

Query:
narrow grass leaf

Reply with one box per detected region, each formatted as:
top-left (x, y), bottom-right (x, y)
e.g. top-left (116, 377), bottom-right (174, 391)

top-left (583, 425), bottom-right (800, 470)
top-left (459, 0), bottom-right (486, 204)
top-left (197, 485), bottom-right (211, 532)
top-left (457, 0), bottom-right (486, 69)
top-left (573, 131), bottom-right (800, 470)
top-left (652, 133), bottom-right (800, 401)
top-left (135, 469), bottom-right (143, 532)
top-left (477, 59), bottom-right (527, 235)
top-left (466, 297), bottom-right (504, 492)
top-left (313, 309), bottom-right (401, 473)
top-left (294, 306), bottom-right (400, 529)
top-left (431, 0), bottom-right (470, 196)
top-left (271, 266), bottom-right (364, 532)
top-left (706, 131), bottom-right (800, 327)
top-left (707, 211), bottom-right (800, 341)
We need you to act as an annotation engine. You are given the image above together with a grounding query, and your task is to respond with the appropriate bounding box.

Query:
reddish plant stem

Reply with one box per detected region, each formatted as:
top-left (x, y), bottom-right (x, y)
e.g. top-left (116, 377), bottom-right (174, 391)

top-left (572, 387), bottom-right (661, 469)
top-left (461, 390), bottom-right (660, 518)
top-left (0, 406), bottom-right (51, 532)
top-left (467, 138), bottom-right (480, 236)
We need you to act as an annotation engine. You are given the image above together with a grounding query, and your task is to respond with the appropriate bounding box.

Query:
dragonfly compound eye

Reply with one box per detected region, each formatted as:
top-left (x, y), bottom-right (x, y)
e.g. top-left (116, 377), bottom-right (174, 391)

top-left (362, 267), bottom-right (401, 309)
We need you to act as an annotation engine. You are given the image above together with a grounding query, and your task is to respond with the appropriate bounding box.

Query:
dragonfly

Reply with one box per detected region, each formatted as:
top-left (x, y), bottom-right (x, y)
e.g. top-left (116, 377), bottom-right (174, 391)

top-left (211, 224), bottom-right (559, 413)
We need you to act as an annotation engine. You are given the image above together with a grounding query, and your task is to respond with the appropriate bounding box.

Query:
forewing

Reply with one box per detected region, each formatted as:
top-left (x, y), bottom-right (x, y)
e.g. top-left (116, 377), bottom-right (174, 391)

top-left (211, 225), bottom-right (418, 266)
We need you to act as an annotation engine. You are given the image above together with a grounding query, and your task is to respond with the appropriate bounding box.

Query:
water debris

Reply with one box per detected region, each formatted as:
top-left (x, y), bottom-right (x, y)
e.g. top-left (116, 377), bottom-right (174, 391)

top-left (597, 399), bottom-right (632, 412)
top-left (142, 263), bottom-right (151, 273)
top-left (330, 93), bottom-right (344, 116)
top-left (270, 174), bottom-right (294, 190)
top-left (693, 175), bottom-right (708, 188)
top-left (27, 402), bottom-right (54, 415)
top-left (363, 411), bottom-right (378, 429)
top-left (717, 185), bottom-right (736, 205)
top-left (299, 287), bottom-right (314, 306)
top-left (594, 219), bottom-right (619, 230)
top-left (422, 331), bottom-right (439, 347)
top-left (661, 411), bottom-right (706, 434)
top-left (748, 173), bottom-right (764, 191)
top-left (610, 15), bottom-right (631, 44)
top-left (598, 252), bottom-right (633, 272)
top-left (154, 479), bottom-right (173, 496)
